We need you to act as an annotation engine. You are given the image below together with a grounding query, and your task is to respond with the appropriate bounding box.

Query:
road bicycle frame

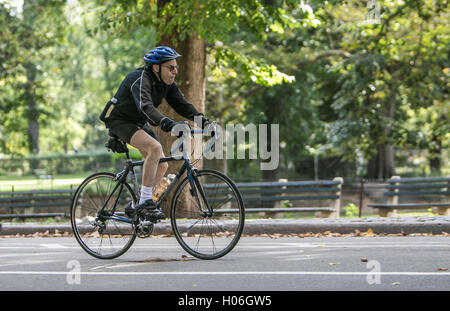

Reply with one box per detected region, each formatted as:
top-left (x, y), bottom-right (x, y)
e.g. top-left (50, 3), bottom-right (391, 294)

top-left (96, 122), bottom-right (217, 225)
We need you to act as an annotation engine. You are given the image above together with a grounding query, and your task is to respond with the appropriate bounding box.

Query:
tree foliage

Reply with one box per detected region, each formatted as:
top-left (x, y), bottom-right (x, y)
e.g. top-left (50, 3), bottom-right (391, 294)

top-left (0, 0), bottom-right (448, 178)
top-left (318, 0), bottom-right (449, 177)
top-left (0, 0), bottom-right (68, 155)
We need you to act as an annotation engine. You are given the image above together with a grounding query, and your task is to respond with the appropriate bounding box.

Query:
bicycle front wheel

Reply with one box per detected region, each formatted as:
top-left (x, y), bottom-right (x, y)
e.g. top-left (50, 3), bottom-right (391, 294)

top-left (171, 169), bottom-right (245, 260)
top-left (71, 172), bottom-right (137, 259)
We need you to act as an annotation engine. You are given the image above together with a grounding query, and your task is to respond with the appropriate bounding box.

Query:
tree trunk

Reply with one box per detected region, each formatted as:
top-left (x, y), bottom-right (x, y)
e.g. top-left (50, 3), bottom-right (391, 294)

top-left (366, 87), bottom-right (397, 179)
top-left (429, 133), bottom-right (441, 175)
top-left (156, 1), bottom-right (206, 214)
top-left (156, 1), bottom-right (206, 170)
top-left (261, 95), bottom-right (281, 210)
top-left (156, 34), bottom-right (206, 165)
top-left (261, 95), bottom-right (281, 182)
top-left (24, 62), bottom-right (40, 156)
top-left (102, 42), bottom-right (115, 97)
top-left (367, 144), bottom-right (395, 179)
top-left (22, 1), bottom-right (40, 157)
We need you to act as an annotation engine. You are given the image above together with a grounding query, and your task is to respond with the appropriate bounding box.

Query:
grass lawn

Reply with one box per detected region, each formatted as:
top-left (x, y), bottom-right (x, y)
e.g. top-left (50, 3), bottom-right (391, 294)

top-left (0, 173), bottom-right (90, 192)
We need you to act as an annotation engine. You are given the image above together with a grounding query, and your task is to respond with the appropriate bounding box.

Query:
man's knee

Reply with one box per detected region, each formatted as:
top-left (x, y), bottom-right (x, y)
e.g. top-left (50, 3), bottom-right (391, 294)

top-left (131, 131), bottom-right (163, 157)
top-left (140, 149), bottom-right (148, 158)
top-left (159, 161), bottom-right (169, 171)
top-left (142, 142), bottom-right (163, 158)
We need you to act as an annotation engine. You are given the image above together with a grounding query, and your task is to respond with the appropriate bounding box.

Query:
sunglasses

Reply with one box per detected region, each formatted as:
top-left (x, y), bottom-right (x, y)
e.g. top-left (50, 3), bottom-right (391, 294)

top-left (161, 65), bottom-right (179, 72)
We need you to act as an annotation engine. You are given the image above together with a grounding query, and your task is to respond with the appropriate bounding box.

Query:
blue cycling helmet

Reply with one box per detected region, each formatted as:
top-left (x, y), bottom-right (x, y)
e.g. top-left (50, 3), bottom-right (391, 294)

top-left (144, 46), bottom-right (182, 64)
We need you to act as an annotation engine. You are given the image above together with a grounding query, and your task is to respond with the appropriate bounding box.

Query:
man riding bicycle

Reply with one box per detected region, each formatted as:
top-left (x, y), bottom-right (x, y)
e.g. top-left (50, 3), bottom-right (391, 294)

top-left (99, 46), bottom-right (210, 221)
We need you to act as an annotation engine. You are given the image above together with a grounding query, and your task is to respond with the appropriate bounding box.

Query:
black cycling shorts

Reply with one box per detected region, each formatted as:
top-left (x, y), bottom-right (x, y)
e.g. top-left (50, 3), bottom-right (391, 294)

top-left (106, 120), bottom-right (158, 144)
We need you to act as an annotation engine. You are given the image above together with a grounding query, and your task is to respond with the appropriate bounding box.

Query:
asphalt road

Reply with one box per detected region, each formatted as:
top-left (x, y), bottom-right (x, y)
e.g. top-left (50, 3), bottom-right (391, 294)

top-left (0, 236), bottom-right (449, 293)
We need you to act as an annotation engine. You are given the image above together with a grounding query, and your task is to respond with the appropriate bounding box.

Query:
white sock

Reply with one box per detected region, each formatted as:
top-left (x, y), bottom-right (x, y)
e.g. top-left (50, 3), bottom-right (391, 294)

top-left (139, 185), bottom-right (153, 205)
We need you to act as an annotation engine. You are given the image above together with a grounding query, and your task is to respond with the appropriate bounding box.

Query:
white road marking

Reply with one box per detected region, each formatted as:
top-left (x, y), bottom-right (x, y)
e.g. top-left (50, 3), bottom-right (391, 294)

top-left (40, 244), bottom-right (68, 249)
top-left (90, 265), bottom-right (114, 270)
top-left (0, 246), bottom-right (79, 250)
top-left (0, 252), bottom-right (64, 258)
top-left (0, 271), bottom-right (449, 276)
top-left (281, 254), bottom-right (326, 261)
top-left (282, 243), bottom-right (450, 248)
top-left (257, 250), bottom-right (304, 255)
top-left (0, 260), bottom-right (62, 268)
top-left (105, 262), bottom-right (152, 269)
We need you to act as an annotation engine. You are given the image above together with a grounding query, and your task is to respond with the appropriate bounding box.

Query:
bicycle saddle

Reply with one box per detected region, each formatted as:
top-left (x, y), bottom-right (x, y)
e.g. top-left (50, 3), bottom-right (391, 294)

top-left (105, 132), bottom-right (127, 153)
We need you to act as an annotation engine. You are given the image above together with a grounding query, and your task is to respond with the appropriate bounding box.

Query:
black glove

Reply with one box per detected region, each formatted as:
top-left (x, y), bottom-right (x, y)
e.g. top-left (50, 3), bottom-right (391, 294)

top-left (198, 116), bottom-right (217, 138)
top-left (160, 117), bottom-right (176, 132)
top-left (202, 116), bottom-right (211, 129)
top-left (194, 114), bottom-right (210, 129)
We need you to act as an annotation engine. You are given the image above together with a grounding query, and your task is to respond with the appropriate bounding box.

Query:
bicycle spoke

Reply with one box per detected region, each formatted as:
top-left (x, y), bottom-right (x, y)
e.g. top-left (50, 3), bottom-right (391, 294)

top-left (209, 218), bottom-right (231, 237)
top-left (71, 173), bottom-right (136, 259)
top-left (171, 170), bottom-right (244, 260)
top-left (187, 218), bottom-right (203, 235)
top-left (193, 219), bottom-right (204, 250)
top-left (210, 195), bottom-right (233, 211)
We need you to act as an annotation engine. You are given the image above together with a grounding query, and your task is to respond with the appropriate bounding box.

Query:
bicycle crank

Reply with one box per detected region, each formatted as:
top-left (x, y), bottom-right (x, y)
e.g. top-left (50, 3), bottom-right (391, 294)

top-left (135, 219), bottom-right (154, 238)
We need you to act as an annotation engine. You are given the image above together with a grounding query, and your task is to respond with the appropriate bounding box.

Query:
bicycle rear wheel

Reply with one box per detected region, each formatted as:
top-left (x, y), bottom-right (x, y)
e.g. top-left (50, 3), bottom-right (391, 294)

top-left (71, 172), bottom-right (137, 259)
top-left (170, 169), bottom-right (245, 260)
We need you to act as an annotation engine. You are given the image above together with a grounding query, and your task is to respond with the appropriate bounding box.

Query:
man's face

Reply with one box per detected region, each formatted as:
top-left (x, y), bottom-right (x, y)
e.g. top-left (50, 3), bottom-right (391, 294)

top-left (153, 59), bottom-right (178, 85)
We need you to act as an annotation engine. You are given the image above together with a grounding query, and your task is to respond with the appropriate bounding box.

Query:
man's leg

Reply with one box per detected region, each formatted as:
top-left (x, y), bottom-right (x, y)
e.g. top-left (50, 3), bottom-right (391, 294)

top-left (129, 129), bottom-right (168, 203)
top-left (139, 148), bottom-right (168, 190)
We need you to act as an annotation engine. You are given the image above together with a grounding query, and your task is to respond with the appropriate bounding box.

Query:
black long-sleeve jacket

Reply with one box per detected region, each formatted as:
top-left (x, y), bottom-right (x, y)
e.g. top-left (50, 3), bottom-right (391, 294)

top-left (100, 66), bottom-right (201, 126)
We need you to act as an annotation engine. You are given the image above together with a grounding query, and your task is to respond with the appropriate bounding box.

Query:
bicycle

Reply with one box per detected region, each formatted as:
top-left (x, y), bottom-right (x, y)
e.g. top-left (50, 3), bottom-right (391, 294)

top-left (70, 122), bottom-right (245, 260)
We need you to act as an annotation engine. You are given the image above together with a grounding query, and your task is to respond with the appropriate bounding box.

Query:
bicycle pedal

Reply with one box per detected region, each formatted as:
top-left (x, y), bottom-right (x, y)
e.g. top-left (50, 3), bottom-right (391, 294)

top-left (145, 215), bottom-right (165, 223)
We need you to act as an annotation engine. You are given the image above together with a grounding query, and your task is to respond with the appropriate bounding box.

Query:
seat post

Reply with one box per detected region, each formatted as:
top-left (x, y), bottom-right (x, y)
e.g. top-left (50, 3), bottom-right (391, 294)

top-left (124, 144), bottom-right (131, 161)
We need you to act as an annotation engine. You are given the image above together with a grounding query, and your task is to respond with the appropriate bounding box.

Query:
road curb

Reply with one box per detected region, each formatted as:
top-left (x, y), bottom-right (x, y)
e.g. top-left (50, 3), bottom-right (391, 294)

top-left (241, 221), bottom-right (450, 235)
top-left (1, 218), bottom-right (450, 236)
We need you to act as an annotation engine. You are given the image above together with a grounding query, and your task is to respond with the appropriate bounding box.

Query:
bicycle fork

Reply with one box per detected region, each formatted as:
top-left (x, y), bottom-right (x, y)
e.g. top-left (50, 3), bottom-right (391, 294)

top-left (188, 169), bottom-right (213, 217)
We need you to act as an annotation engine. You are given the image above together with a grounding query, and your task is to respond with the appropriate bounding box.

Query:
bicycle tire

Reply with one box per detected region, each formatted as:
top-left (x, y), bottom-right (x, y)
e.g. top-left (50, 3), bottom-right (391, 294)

top-left (71, 172), bottom-right (137, 259)
top-left (170, 169), bottom-right (245, 260)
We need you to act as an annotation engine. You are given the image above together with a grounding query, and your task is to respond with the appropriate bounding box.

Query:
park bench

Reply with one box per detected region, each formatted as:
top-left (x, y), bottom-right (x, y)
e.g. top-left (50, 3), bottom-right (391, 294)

top-left (0, 178), bottom-right (344, 220)
top-left (368, 176), bottom-right (450, 217)
top-left (232, 178), bottom-right (344, 218)
top-left (33, 169), bottom-right (53, 180)
top-left (0, 189), bottom-right (75, 220)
